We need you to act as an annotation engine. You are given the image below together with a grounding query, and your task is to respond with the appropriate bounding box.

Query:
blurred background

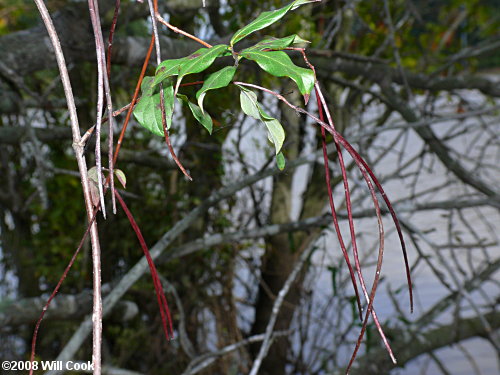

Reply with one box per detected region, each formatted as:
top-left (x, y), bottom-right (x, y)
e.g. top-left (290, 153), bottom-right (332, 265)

top-left (0, 0), bottom-right (499, 374)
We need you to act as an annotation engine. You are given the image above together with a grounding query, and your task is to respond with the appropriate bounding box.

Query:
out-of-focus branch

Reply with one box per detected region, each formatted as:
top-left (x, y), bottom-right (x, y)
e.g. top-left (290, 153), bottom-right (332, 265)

top-left (349, 311), bottom-right (500, 374)
top-left (249, 242), bottom-right (315, 375)
top-left (181, 331), bottom-right (291, 375)
top-left (378, 81), bottom-right (500, 203)
top-left (416, 258), bottom-right (500, 329)
top-left (312, 53), bottom-right (500, 97)
top-left (0, 288), bottom-right (138, 328)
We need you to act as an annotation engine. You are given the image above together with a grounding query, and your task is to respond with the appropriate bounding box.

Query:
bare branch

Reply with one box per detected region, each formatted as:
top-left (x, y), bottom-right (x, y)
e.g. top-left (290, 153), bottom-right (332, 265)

top-left (31, 2), bottom-right (102, 374)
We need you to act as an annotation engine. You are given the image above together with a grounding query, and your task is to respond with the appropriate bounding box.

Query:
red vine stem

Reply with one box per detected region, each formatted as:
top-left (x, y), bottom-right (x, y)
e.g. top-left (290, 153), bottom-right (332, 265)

top-left (234, 80), bottom-right (403, 366)
top-left (29, 211), bottom-right (98, 375)
top-left (302, 52), bottom-right (364, 319)
top-left (317, 98), bottom-right (362, 319)
top-left (314, 84), bottom-right (395, 369)
top-left (111, 32), bottom-right (176, 339)
top-left (234, 79), bottom-right (413, 309)
top-left (293, 47), bottom-right (412, 313)
top-left (113, 36), bottom-right (155, 165)
top-left (114, 189), bottom-right (174, 340)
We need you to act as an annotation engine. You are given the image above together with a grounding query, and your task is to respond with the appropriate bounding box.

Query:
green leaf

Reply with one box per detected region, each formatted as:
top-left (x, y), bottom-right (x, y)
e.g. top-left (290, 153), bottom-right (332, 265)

top-left (175, 44), bottom-right (230, 93)
top-left (196, 66), bottom-right (237, 113)
top-left (276, 151), bottom-right (286, 170)
top-left (133, 76), bottom-right (174, 137)
top-left (238, 86), bottom-right (285, 154)
top-left (230, 0), bottom-right (315, 47)
top-left (177, 94), bottom-right (213, 134)
top-left (114, 169), bottom-right (127, 188)
top-left (242, 34), bottom-right (309, 52)
top-left (239, 87), bottom-right (261, 120)
top-left (263, 117), bottom-right (285, 154)
top-left (291, 0), bottom-right (317, 9)
top-left (154, 58), bottom-right (186, 85)
top-left (241, 50), bottom-right (315, 100)
top-left (154, 45), bottom-right (229, 88)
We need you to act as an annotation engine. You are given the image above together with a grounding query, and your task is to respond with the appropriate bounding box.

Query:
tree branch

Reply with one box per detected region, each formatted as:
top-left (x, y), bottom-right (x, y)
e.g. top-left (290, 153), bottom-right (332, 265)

top-left (349, 311), bottom-right (500, 374)
top-left (0, 288), bottom-right (138, 328)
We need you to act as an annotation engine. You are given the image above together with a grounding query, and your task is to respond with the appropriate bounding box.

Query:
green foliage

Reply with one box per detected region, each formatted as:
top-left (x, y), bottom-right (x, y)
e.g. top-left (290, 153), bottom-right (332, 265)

top-left (0, 0), bottom-right (39, 35)
top-left (241, 34), bottom-right (309, 52)
top-left (196, 66), bottom-right (237, 113)
top-left (154, 45), bottom-right (230, 87)
top-left (229, 0), bottom-right (316, 46)
top-left (238, 86), bottom-right (285, 159)
top-left (177, 93), bottom-right (213, 134)
top-left (133, 0), bottom-right (316, 170)
top-left (133, 76), bottom-right (174, 136)
top-left (239, 50), bottom-right (314, 99)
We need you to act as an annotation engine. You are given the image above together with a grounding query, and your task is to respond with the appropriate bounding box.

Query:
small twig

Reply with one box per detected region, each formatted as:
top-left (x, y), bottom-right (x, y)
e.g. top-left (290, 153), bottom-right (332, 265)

top-left (87, 2), bottom-right (108, 372)
top-left (148, 0), bottom-right (192, 180)
top-left (156, 13), bottom-right (212, 48)
top-left (106, 0), bottom-right (121, 78)
top-left (382, 0), bottom-right (414, 105)
top-left (88, 0), bottom-right (107, 219)
top-left (182, 331), bottom-right (291, 375)
top-left (90, 0), bottom-right (117, 213)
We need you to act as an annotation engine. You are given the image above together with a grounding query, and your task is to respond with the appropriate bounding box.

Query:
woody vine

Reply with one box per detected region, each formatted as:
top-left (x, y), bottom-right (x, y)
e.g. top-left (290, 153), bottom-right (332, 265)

top-left (30, 0), bottom-right (413, 374)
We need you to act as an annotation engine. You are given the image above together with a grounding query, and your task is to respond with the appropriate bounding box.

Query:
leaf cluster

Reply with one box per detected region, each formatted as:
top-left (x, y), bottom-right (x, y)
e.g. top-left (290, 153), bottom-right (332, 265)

top-left (133, 0), bottom-right (318, 169)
